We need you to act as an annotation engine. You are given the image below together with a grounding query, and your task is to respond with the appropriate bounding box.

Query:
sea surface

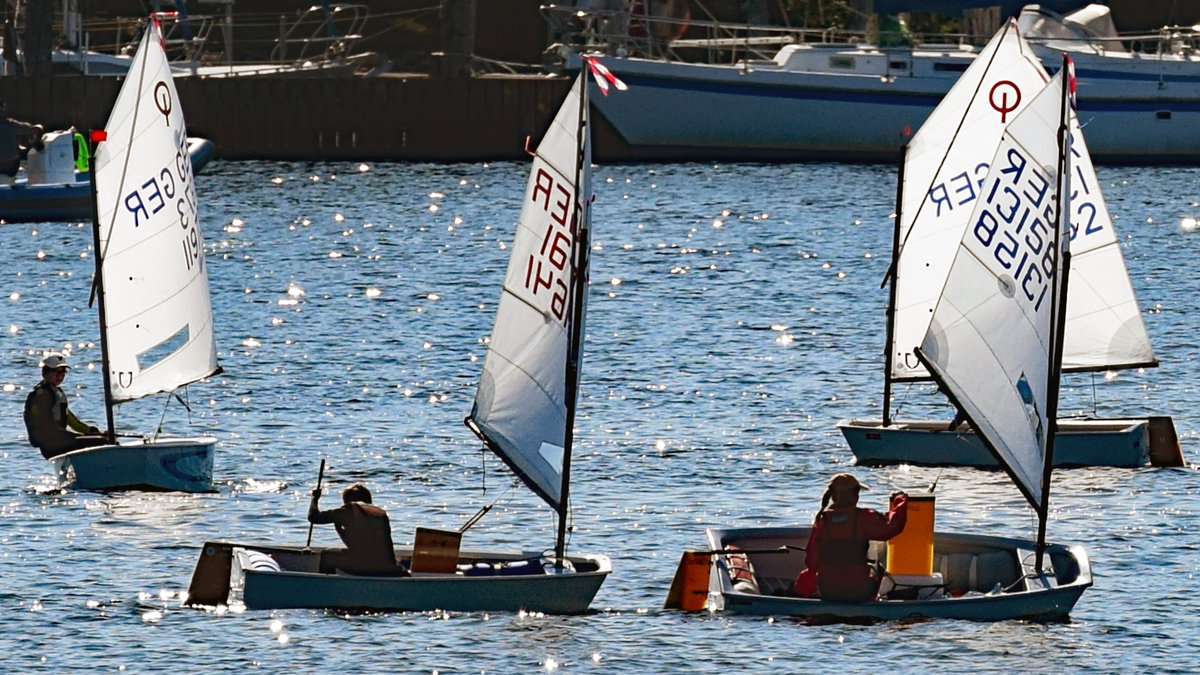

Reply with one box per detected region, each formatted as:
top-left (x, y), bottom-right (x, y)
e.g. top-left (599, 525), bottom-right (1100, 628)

top-left (1, 159), bottom-right (1197, 673)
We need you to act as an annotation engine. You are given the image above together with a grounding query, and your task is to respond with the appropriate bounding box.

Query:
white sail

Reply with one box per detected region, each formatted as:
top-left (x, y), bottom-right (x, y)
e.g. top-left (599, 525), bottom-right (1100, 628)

top-left (1057, 112), bottom-right (1155, 371)
top-left (93, 20), bottom-right (218, 403)
top-left (891, 21), bottom-right (1048, 381)
top-left (891, 21), bottom-right (1152, 381)
top-left (918, 70), bottom-right (1069, 508)
top-left (469, 75), bottom-right (590, 510)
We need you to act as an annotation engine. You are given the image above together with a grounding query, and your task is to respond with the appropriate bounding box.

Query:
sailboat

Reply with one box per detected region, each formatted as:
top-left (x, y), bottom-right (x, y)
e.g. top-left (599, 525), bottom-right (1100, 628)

top-left (50, 17), bottom-right (220, 492)
top-left (696, 58), bottom-right (1091, 622)
top-left (184, 64), bottom-right (615, 613)
top-left (837, 21), bottom-right (1183, 469)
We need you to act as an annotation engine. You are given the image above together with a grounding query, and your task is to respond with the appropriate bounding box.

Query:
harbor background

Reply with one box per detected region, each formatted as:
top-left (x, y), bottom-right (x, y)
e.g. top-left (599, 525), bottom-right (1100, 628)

top-left (0, 159), bottom-right (1197, 671)
top-left (6, 0), bottom-right (1200, 162)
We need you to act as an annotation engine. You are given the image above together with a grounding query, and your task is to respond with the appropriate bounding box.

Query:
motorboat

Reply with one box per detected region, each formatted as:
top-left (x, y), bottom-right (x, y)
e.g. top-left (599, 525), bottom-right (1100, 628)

top-left (0, 132), bottom-right (214, 223)
top-left (32, 3), bottom-right (390, 79)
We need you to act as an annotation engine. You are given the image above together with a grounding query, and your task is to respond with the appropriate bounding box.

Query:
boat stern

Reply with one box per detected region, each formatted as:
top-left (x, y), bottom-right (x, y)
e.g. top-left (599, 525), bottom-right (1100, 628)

top-left (183, 541), bottom-right (236, 607)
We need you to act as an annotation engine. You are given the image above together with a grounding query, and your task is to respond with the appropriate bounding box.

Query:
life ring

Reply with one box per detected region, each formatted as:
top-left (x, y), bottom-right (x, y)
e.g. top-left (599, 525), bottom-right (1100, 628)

top-left (627, 0), bottom-right (690, 43)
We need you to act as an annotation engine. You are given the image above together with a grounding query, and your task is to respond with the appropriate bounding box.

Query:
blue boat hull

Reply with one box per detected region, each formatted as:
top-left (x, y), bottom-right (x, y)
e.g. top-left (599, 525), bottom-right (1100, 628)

top-left (703, 527), bottom-right (1091, 621)
top-left (186, 542), bottom-right (611, 614)
top-left (0, 137), bottom-right (215, 223)
top-left (50, 436), bottom-right (216, 492)
top-left (838, 417), bottom-right (1153, 468)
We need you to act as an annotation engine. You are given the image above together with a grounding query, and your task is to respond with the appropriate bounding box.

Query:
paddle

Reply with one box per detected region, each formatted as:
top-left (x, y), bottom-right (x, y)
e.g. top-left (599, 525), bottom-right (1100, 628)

top-left (305, 459), bottom-right (326, 550)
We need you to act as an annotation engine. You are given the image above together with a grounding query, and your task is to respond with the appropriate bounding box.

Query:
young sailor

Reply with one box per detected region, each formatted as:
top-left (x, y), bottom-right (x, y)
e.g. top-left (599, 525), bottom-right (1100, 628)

top-left (23, 352), bottom-right (108, 459)
top-left (795, 473), bottom-right (908, 602)
top-left (308, 483), bottom-right (407, 576)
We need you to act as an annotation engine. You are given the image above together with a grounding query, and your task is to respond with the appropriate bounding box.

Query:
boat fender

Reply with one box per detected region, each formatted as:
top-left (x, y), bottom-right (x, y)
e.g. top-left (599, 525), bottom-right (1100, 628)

top-left (459, 562), bottom-right (492, 576)
top-left (72, 131), bottom-right (89, 172)
top-left (725, 545), bottom-right (760, 594)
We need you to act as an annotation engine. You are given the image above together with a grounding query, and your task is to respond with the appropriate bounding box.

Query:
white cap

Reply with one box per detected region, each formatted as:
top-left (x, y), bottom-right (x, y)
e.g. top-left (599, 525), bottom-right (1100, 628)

top-left (40, 352), bottom-right (70, 370)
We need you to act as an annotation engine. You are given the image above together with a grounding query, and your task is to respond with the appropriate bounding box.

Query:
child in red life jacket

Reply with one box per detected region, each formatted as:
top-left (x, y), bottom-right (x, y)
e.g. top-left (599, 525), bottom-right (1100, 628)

top-left (794, 473), bottom-right (907, 602)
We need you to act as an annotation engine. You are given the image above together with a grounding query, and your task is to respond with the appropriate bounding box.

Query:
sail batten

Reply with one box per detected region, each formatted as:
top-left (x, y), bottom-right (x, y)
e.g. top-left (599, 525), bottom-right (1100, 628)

top-left (891, 20), bottom-right (1152, 384)
top-left (92, 19), bottom-right (218, 404)
top-left (468, 75), bottom-right (591, 512)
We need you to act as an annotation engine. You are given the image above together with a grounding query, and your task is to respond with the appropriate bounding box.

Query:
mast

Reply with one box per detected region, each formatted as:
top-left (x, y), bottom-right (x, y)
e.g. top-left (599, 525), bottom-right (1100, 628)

top-left (556, 71), bottom-right (590, 567)
top-left (881, 145), bottom-right (907, 426)
top-left (87, 131), bottom-right (116, 444)
top-left (1037, 54), bottom-right (1074, 570)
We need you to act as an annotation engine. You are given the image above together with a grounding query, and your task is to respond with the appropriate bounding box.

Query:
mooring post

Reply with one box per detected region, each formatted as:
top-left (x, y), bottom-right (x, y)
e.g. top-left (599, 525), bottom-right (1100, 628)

top-left (432, 0), bottom-right (477, 79)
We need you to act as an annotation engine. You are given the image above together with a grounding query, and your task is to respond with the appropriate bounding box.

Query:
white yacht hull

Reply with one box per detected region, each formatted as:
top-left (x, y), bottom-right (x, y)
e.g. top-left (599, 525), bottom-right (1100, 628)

top-left (582, 48), bottom-right (1200, 163)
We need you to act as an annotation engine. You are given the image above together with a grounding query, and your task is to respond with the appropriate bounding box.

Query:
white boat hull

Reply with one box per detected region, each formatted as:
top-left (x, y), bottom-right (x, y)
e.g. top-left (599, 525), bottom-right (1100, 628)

top-left (185, 542), bottom-right (610, 614)
top-left (704, 527), bottom-right (1091, 621)
top-left (582, 50), bottom-right (1200, 163)
top-left (50, 436), bottom-right (216, 492)
top-left (837, 417), bottom-right (1160, 468)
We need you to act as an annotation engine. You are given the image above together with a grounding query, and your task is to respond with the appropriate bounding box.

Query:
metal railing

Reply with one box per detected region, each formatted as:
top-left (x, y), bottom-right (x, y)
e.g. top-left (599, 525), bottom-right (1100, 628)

top-left (270, 4), bottom-right (369, 64)
top-left (542, 3), bottom-right (1200, 68)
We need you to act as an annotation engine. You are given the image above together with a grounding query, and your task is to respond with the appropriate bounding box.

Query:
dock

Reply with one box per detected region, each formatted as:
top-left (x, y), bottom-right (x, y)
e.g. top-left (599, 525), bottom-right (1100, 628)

top-left (2, 71), bottom-right (690, 163)
top-left (2, 72), bottom-right (638, 163)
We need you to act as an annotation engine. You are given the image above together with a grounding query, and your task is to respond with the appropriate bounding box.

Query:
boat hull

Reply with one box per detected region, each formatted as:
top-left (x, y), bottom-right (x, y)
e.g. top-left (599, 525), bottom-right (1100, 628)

top-left (588, 58), bottom-right (939, 162)
top-left (838, 417), bottom-right (1153, 468)
top-left (583, 51), bottom-right (1200, 164)
top-left (186, 542), bottom-right (610, 614)
top-left (704, 527), bottom-right (1091, 621)
top-left (0, 176), bottom-right (91, 223)
top-left (0, 137), bottom-right (214, 223)
top-left (50, 436), bottom-right (216, 492)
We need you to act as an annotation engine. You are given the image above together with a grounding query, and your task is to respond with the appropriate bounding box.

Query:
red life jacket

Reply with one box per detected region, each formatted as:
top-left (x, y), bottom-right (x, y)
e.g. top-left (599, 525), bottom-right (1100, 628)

top-left (817, 509), bottom-right (868, 570)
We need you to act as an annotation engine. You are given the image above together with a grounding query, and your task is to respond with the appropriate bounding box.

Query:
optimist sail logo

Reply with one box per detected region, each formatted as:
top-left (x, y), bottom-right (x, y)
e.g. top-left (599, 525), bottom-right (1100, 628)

top-left (989, 80), bottom-right (1021, 122)
top-left (154, 81), bottom-right (173, 125)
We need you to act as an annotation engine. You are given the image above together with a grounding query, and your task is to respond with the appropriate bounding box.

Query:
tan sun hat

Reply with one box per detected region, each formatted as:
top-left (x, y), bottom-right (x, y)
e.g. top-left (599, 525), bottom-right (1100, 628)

top-left (828, 472), bottom-right (869, 494)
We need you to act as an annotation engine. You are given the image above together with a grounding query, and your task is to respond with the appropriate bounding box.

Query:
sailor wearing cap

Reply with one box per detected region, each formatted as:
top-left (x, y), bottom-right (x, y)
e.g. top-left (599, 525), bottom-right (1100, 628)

top-left (793, 473), bottom-right (909, 602)
top-left (22, 352), bottom-right (108, 459)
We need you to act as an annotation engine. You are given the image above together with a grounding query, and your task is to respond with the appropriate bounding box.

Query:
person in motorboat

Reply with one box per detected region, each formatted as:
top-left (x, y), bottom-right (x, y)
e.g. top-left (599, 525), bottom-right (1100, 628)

top-left (308, 482), bottom-right (409, 576)
top-left (23, 352), bottom-right (109, 459)
top-left (0, 102), bottom-right (42, 181)
top-left (794, 473), bottom-right (908, 602)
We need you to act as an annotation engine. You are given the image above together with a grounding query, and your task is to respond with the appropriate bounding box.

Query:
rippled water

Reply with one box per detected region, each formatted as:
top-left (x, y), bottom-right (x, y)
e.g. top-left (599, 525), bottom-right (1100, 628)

top-left (1, 160), bottom-right (1197, 672)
